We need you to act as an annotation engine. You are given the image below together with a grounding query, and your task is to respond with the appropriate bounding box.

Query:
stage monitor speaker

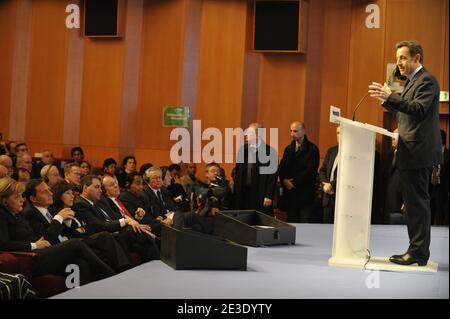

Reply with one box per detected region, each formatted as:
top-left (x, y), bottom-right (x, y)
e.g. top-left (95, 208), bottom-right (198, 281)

top-left (214, 210), bottom-right (296, 246)
top-left (84, 0), bottom-right (124, 37)
top-left (253, 0), bottom-right (308, 53)
top-left (160, 225), bottom-right (247, 270)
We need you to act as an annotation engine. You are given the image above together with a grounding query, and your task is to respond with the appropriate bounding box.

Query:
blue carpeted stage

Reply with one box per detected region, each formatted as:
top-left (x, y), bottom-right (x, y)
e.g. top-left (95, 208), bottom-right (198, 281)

top-left (53, 224), bottom-right (449, 299)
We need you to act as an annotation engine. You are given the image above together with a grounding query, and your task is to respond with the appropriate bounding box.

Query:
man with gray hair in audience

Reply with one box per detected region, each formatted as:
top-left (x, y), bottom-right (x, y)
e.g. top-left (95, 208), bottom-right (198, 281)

top-left (0, 155), bottom-right (14, 177)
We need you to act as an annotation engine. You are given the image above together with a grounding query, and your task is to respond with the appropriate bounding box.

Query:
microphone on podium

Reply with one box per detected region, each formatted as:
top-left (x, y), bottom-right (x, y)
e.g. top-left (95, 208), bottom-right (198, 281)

top-left (351, 93), bottom-right (370, 121)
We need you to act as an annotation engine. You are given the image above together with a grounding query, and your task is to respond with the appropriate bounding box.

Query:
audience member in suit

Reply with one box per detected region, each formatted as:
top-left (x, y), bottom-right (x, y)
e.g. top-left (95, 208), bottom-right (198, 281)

top-left (113, 172), bottom-right (163, 236)
top-left (0, 155), bottom-right (14, 178)
top-left (369, 40), bottom-right (442, 266)
top-left (31, 150), bottom-right (54, 179)
top-left (233, 123), bottom-right (278, 215)
top-left (318, 126), bottom-right (340, 224)
top-left (383, 129), bottom-right (404, 224)
top-left (117, 156), bottom-right (137, 189)
top-left (40, 164), bottom-right (63, 188)
top-left (143, 167), bottom-right (177, 224)
top-left (14, 143), bottom-right (29, 157)
top-left (0, 177), bottom-right (115, 285)
top-left (23, 180), bottom-right (132, 272)
top-left (72, 175), bottom-right (159, 262)
top-left (166, 164), bottom-right (190, 212)
top-left (279, 122), bottom-right (320, 223)
top-left (64, 162), bottom-right (82, 197)
top-left (179, 163), bottom-right (198, 194)
top-left (430, 129), bottom-right (449, 225)
top-left (15, 153), bottom-right (33, 175)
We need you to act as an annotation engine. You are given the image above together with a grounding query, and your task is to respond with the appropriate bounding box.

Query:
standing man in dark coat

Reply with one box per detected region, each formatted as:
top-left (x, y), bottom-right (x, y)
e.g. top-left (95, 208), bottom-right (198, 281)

top-left (318, 126), bottom-right (340, 224)
top-left (233, 123), bottom-right (278, 215)
top-left (369, 40), bottom-right (442, 266)
top-left (279, 122), bottom-right (319, 223)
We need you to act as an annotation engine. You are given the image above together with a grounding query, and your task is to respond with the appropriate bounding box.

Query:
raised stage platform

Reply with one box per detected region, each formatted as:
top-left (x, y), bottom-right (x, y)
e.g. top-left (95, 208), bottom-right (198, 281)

top-left (53, 224), bottom-right (449, 299)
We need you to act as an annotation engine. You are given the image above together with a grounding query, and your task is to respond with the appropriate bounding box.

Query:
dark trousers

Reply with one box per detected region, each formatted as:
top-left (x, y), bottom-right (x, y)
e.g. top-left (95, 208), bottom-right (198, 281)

top-left (33, 239), bottom-right (115, 285)
top-left (241, 186), bottom-right (273, 216)
top-left (322, 196), bottom-right (335, 224)
top-left (83, 232), bottom-right (132, 272)
top-left (113, 226), bottom-right (160, 263)
top-left (400, 167), bottom-right (432, 260)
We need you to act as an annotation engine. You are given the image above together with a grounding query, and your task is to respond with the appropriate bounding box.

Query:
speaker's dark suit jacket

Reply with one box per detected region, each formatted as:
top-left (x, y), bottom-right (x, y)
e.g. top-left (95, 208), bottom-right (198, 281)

top-left (382, 67), bottom-right (442, 260)
top-left (233, 143), bottom-right (278, 214)
top-left (383, 68), bottom-right (442, 169)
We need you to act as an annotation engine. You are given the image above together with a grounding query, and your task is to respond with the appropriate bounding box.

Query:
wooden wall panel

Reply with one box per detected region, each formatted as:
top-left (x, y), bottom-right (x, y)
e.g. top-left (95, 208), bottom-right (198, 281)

top-left (385, 0), bottom-right (446, 89)
top-left (79, 37), bottom-right (125, 165)
top-left (346, 0), bottom-right (386, 129)
top-left (318, 0), bottom-right (352, 156)
top-left (258, 54), bottom-right (306, 155)
top-left (136, 0), bottom-right (185, 155)
top-left (25, 0), bottom-right (68, 157)
top-left (0, 0), bottom-right (17, 140)
top-left (195, 0), bottom-right (247, 165)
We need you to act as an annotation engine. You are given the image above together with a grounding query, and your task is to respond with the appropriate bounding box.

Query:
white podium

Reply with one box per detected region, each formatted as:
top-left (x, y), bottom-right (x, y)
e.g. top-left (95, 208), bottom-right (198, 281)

top-left (328, 115), bottom-right (438, 272)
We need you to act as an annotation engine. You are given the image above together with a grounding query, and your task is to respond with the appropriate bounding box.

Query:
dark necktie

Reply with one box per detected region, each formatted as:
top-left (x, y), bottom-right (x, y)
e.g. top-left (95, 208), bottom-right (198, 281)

top-left (157, 190), bottom-right (165, 208)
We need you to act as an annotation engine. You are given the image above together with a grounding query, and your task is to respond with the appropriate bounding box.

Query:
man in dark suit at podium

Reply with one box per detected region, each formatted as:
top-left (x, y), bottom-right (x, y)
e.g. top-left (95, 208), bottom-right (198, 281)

top-left (369, 40), bottom-right (442, 266)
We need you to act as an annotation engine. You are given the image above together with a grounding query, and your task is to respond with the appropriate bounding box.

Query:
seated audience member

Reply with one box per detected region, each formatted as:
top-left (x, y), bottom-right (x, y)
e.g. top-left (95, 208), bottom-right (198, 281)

top-left (166, 164), bottom-right (190, 212)
top-left (72, 175), bottom-right (159, 262)
top-left (70, 147), bottom-right (84, 164)
top-left (0, 177), bottom-right (116, 285)
top-left (15, 153), bottom-right (33, 174)
top-left (5, 142), bottom-right (17, 166)
top-left (0, 155), bottom-right (14, 177)
top-left (143, 167), bottom-right (177, 224)
top-left (64, 162), bottom-right (82, 197)
top-left (80, 161), bottom-right (91, 178)
top-left (31, 150), bottom-right (54, 179)
top-left (40, 164), bottom-right (63, 188)
top-left (14, 143), bottom-right (29, 157)
top-left (190, 163), bottom-right (233, 211)
top-left (12, 168), bottom-right (31, 187)
top-left (22, 180), bottom-right (131, 272)
top-left (117, 172), bottom-right (167, 236)
top-left (103, 158), bottom-right (117, 177)
top-left (117, 156), bottom-right (137, 189)
top-left (139, 163), bottom-right (153, 176)
top-left (179, 163), bottom-right (198, 193)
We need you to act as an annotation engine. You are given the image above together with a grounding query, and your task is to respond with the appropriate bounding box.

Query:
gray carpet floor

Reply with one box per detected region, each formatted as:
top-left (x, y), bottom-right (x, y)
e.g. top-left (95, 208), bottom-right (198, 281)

top-left (53, 224), bottom-right (449, 299)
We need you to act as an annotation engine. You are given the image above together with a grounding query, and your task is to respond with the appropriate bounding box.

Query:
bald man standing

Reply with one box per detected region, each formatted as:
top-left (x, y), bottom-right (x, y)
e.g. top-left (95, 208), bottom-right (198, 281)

top-left (279, 122), bottom-right (320, 223)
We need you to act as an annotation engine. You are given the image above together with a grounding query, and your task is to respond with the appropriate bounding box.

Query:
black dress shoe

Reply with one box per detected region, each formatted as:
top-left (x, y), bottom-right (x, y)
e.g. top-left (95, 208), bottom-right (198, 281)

top-left (389, 253), bottom-right (428, 266)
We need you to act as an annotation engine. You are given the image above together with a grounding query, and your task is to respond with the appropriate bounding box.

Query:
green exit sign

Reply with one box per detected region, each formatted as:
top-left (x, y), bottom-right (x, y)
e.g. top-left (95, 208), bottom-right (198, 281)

top-left (440, 91), bottom-right (449, 102)
top-left (163, 106), bottom-right (190, 127)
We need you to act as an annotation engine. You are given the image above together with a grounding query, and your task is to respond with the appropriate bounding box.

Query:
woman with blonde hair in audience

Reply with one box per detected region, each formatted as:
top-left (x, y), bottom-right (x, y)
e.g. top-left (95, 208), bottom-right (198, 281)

top-left (0, 177), bottom-right (116, 286)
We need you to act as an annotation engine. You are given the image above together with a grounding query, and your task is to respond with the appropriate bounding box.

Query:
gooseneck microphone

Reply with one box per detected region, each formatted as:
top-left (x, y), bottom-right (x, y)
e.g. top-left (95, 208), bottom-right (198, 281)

top-left (352, 93), bottom-right (370, 121)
